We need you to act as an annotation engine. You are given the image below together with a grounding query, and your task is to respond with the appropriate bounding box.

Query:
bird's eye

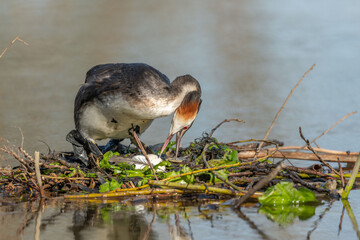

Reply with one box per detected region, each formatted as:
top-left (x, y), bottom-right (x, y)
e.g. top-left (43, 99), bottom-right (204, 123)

top-left (183, 126), bottom-right (188, 130)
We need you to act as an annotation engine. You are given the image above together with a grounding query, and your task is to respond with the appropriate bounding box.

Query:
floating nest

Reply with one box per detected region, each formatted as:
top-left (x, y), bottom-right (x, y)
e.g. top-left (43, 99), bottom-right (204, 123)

top-left (1, 120), bottom-right (359, 207)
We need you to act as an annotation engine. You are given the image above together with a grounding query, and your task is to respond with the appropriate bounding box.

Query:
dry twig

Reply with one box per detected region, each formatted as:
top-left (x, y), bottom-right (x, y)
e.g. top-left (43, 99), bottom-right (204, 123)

top-left (237, 148), bottom-right (358, 163)
top-left (304, 111), bottom-right (357, 148)
top-left (337, 158), bottom-right (345, 188)
top-left (148, 180), bottom-right (257, 197)
top-left (233, 162), bottom-right (284, 208)
top-left (34, 151), bottom-right (44, 197)
top-left (299, 127), bottom-right (340, 176)
top-left (288, 171), bottom-right (331, 194)
top-left (257, 64), bottom-right (315, 153)
top-left (209, 118), bottom-right (244, 138)
top-left (0, 36), bottom-right (29, 59)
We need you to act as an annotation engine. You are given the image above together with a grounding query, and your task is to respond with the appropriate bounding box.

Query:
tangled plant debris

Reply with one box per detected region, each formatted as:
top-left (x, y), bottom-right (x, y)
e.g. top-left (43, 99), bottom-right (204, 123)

top-left (1, 125), bottom-right (359, 207)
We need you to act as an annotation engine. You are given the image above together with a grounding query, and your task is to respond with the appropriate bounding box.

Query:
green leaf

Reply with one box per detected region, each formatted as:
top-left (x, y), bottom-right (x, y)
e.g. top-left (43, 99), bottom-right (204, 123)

top-left (60, 168), bottom-right (77, 178)
top-left (180, 165), bottom-right (194, 184)
top-left (208, 144), bottom-right (219, 150)
top-left (157, 141), bottom-right (176, 154)
top-left (221, 144), bottom-right (231, 153)
top-left (137, 177), bottom-right (149, 186)
top-left (213, 169), bottom-right (229, 183)
top-left (164, 170), bottom-right (179, 180)
top-left (125, 170), bottom-right (145, 178)
top-left (258, 182), bottom-right (318, 206)
top-left (99, 179), bottom-right (122, 193)
top-left (100, 151), bottom-right (128, 175)
top-left (84, 172), bottom-right (97, 178)
top-left (164, 165), bottom-right (194, 184)
top-left (229, 150), bottom-right (239, 162)
top-left (100, 151), bottom-right (119, 170)
top-left (259, 204), bottom-right (317, 226)
top-left (49, 162), bottom-right (61, 166)
top-left (157, 160), bottom-right (171, 167)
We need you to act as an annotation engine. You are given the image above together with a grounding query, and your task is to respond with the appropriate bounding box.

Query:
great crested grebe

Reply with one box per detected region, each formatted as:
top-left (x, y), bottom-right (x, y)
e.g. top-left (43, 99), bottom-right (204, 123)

top-left (66, 63), bottom-right (201, 165)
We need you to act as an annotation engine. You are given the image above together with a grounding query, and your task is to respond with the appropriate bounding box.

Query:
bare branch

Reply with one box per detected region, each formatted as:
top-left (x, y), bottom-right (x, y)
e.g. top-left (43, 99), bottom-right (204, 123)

top-left (0, 36), bottom-right (29, 59)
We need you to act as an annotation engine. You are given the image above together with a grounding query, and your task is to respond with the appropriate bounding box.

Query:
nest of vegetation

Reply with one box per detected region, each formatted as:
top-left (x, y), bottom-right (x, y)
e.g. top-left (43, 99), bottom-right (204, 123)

top-left (1, 118), bottom-right (359, 208)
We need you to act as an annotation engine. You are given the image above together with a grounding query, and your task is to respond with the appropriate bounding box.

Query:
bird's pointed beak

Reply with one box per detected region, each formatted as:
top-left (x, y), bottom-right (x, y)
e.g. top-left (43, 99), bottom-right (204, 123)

top-left (159, 128), bottom-right (187, 159)
top-left (159, 133), bottom-right (174, 157)
top-left (175, 128), bottom-right (186, 159)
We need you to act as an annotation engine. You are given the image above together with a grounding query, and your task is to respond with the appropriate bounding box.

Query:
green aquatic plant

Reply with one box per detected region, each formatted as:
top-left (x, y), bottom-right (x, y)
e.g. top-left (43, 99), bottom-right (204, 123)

top-left (258, 182), bottom-right (319, 226)
top-left (259, 204), bottom-right (317, 226)
top-left (99, 179), bottom-right (122, 193)
top-left (163, 165), bottom-right (195, 184)
top-left (201, 169), bottom-right (229, 184)
top-left (342, 154), bottom-right (360, 199)
top-left (258, 182), bottom-right (318, 205)
top-left (100, 151), bottom-right (120, 170)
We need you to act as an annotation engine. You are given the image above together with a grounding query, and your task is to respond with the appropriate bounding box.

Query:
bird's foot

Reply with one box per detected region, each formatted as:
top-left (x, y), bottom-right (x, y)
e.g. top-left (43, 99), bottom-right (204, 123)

top-left (99, 139), bottom-right (124, 153)
top-left (128, 124), bottom-right (141, 135)
top-left (66, 130), bottom-right (89, 165)
top-left (66, 130), bottom-right (103, 166)
top-left (86, 140), bottom-right (103, 158)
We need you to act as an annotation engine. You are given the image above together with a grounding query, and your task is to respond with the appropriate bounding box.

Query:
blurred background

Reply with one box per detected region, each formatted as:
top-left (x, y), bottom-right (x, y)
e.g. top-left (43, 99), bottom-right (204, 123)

top-left (1, 0), bottom-right (360, 165)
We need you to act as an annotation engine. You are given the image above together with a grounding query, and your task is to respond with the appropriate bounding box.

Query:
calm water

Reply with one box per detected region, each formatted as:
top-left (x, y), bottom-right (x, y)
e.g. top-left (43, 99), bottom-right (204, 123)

top-left (1, 1), bottom-right (360, 239)
top-left (1, 198), bottom-right (359, 240)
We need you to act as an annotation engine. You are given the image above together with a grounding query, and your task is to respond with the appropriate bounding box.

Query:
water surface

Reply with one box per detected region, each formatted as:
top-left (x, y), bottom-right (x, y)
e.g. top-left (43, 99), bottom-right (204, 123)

top-left (1, 1), bottom-right (360, 239)
top-left (1, 197), bottom-right (359, 240)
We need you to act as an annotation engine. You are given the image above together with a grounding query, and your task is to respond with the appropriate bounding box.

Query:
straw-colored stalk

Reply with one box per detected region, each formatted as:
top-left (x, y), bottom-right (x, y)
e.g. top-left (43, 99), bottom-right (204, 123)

top-left (341, 154), bottom-right (360, 199)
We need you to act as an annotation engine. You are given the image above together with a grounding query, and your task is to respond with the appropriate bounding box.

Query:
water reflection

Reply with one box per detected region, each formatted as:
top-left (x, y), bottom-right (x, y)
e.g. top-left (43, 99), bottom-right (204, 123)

top-left (0, 197), bottom-right (358, 240)
top-left (341, 199), bottom-right (360, 239)
top-left (68, 203), bottom-right (156, 240)
top-left (258, 204), bottom-right (316, 227)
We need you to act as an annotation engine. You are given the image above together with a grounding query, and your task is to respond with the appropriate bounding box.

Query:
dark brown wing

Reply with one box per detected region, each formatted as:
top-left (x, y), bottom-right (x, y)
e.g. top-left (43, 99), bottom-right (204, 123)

top-left (74, 63), bottom-right (171, 128)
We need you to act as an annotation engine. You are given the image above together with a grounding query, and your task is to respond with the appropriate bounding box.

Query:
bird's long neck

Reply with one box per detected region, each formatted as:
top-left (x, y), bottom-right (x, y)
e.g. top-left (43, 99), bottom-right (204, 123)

top-left (149, 74), bottom-right (200, 117)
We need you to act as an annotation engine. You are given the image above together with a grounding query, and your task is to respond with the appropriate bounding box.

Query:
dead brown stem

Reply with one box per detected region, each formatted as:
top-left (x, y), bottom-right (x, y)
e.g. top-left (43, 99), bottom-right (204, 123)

top-left (18, 147), bottom-right (34, 163)
top-left (268, 146), bottom-right (358, 155)
top-left (299, 127), bottom-right (340, 176)
top-left (233, 162), bottom-right (284, 208)
top-left (228, 171), bottom-right (253, 177)
top-left (0, 146), bottom-right (33, 172)
top-left (209, 118), bottom-right (244, 138)
top-left (257, 64), bottom-right (315, 153)
top-left (304, 111), bottom-right (357, 149)
top-left (34, 151), bottom-right (44, 198)
top-left (337, 158), bottom-right (345, 188)
top-left (288, 171), bottom-right (331, 194)
top-left (238, 149), bottom-right (357, 163)
top-left (287, 166), bottom-right (334, 179)
top-left (0, 36), bottom-right (29, 59)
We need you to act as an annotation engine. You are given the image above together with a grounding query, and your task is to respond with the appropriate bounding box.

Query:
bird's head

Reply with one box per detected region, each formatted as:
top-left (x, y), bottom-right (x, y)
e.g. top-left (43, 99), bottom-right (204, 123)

top-left (159, 91), bottom-right (202, 158)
